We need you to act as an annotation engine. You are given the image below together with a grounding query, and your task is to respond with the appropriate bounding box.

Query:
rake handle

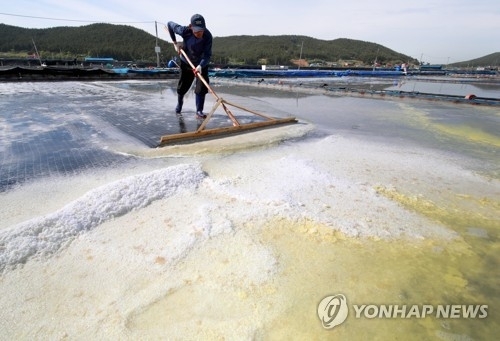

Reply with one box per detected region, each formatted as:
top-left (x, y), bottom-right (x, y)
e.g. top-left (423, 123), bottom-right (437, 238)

top-left (162, 25), bottom-right (218, 99)
top-left (178, 48), bottom-right (219, 100)
top-left (177, 46), bottom-right (238, 125)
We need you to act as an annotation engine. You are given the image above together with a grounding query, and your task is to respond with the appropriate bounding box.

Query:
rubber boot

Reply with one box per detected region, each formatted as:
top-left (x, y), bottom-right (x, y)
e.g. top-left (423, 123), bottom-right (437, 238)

top-left (195, 93), bottom-right (205, 113)
top-left (175, 95), bottom-right (183, 113)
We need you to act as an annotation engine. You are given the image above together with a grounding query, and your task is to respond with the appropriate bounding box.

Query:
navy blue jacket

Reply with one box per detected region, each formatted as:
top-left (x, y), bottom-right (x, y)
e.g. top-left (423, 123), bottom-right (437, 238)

top-left (167, 21), bottom-right (212, 68)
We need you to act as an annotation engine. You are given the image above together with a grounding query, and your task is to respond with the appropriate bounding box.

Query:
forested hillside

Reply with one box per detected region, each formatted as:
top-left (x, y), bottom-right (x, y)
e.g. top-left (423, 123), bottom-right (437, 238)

top-left (0, 23), bottom-right (170, 62)
top-left (450, 52), bottom-right (500, 68)
top-left (212, 35), bottom-right (415, 66)
top-left (0, 23), bottom-right (417, 66)
top-left (1, 23), bottom-right (496, 67)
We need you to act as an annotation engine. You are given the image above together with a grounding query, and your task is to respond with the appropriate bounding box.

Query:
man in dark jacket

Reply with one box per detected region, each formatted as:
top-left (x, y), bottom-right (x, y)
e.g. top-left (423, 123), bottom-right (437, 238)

top-left (167, 14), bottom-right (213, 119)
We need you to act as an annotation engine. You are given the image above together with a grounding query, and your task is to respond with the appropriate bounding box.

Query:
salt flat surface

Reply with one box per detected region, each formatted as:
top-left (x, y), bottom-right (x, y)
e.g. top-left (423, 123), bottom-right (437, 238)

top-left (2, 133), bottom-right (497, 338)
top-left (0, 80), bottom-right (498, 339)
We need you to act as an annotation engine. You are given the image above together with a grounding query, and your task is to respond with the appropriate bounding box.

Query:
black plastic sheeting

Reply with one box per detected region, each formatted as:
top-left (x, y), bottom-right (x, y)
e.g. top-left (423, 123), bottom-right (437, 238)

top-left (0, 66), bottom-right (178, 81)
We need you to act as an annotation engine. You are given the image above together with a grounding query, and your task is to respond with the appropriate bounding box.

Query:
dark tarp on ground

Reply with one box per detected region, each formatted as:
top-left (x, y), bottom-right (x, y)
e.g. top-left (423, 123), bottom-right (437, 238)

top-left (0, 66), bottom-right (119, 80)
top-left (0, 66), bottom-right (179, 81)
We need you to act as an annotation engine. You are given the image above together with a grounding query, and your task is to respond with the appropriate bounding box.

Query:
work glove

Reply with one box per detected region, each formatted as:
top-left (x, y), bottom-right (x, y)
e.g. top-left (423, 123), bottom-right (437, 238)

top-left (173, 42), bottom-right (182, 54)
top-left (194, 65), bottom-right (202, 74)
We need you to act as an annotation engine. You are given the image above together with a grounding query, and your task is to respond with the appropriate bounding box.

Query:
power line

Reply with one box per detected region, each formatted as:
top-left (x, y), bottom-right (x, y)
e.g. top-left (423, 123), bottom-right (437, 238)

top-left (0, 11), bottom-right (154, 24)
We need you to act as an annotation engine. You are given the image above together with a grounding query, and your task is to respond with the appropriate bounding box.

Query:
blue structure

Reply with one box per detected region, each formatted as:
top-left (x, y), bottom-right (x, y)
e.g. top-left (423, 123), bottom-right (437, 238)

top-left (84, 57), bottom-right (115, 63)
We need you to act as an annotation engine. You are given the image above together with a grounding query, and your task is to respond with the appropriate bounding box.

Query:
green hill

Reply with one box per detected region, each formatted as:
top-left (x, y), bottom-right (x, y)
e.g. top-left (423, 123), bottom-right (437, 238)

top-left (450, 52), bottom-right (500, 68)
top-left (0, 23), bottom-right (496, 67)
top-left (212, 35), bottom-right (416, 66)
top-left (0, 23), bottom-right (170, 62)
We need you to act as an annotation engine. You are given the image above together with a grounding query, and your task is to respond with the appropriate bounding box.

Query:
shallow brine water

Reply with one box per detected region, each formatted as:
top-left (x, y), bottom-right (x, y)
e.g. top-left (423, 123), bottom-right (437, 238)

top-left (0, 78), bottom-right (498, 340)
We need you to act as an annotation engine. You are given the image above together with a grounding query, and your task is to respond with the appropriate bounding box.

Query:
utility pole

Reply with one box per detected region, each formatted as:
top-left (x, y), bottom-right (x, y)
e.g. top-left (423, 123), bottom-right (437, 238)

top-left (32, 38), bottom-right (43, 66)
top-left (298, 41), bottom-right (304, 70)
top-left (155, 21), bottom-right (161, 68)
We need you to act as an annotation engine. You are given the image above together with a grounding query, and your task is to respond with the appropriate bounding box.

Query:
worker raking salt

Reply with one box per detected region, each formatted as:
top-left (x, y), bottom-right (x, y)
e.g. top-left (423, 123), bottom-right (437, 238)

top-left (167, 14), bottom-right (213, 119)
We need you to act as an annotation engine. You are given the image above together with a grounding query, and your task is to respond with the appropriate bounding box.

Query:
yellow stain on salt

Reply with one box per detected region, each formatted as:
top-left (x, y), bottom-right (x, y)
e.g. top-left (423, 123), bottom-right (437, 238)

top-left (397, 102), bottom-right (500, 148)
top-left (370, 185), bottom-right (499, 338)
top-left (256, 219), bottom-right (485, 340)
top-left (374, 185), bottom-right (500, 234)
top-left (433, 123), bottom-right (500, 148)
top-left (126, 215), bottom-right (495, 339)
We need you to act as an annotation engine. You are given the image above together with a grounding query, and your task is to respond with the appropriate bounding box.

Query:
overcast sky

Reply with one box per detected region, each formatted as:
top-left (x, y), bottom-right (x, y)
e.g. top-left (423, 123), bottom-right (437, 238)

top-left (1, 0), bottom-right (499, 64)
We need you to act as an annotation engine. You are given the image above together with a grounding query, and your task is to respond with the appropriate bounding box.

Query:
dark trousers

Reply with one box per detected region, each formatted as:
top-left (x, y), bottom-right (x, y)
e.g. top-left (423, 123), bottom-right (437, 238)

top-left (177, 61), bottom-right (209, 96)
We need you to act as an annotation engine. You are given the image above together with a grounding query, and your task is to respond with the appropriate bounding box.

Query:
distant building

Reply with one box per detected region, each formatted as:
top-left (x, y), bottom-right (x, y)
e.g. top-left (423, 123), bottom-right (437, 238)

top-left (261, 65), bottom-right (288, 70)
top-left (84, 57), bottom-right (115, 63)
top-left (419, 64), bottom-right (443, 71)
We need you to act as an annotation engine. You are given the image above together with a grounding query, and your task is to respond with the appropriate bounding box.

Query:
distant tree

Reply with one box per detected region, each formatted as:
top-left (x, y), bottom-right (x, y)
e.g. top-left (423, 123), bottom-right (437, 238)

top-left (5, 23), bottom-right (496, 67)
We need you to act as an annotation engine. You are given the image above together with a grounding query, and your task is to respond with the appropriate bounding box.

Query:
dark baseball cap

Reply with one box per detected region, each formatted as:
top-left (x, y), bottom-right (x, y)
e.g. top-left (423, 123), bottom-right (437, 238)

top-left (191, 14), bottom-right (206, 32)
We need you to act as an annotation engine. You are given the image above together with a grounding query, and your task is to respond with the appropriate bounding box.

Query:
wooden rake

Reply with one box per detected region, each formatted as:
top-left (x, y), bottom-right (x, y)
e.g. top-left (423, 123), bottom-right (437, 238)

top-left (159, 42), bottom-right (297, 146)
